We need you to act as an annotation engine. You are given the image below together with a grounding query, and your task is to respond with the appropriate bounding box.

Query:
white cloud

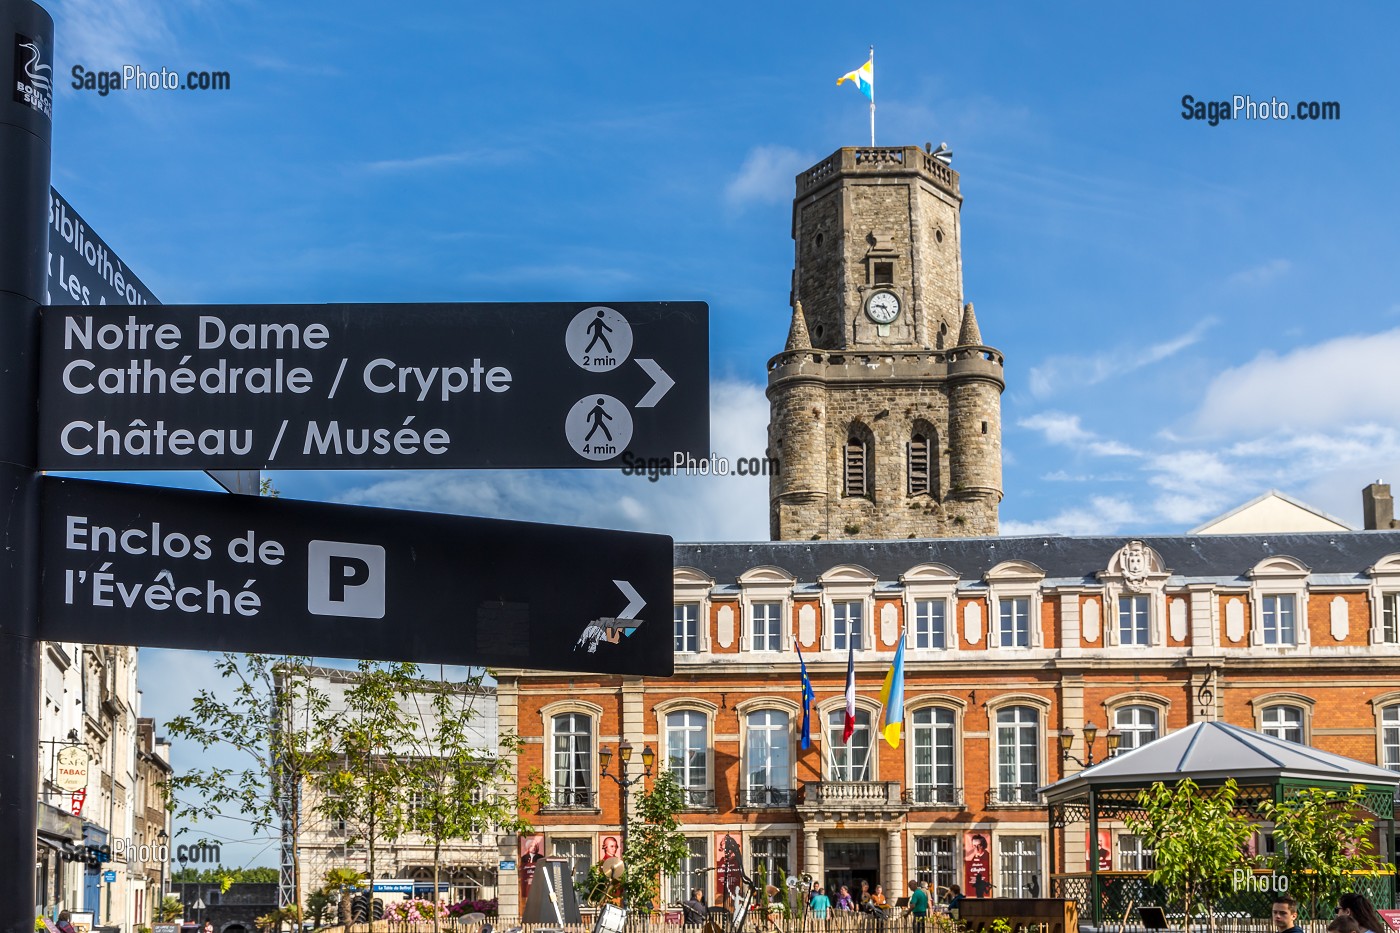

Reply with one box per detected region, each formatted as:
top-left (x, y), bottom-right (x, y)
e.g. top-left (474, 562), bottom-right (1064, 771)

top-left (52, 0), bottom-right (175, 76)
top-left (335, 379), bottom-right (773, 542)
top-left (1028, 318), bottom-right (1215, 399)
top-left (725, 146), bottom-right (814, 210)
top-left (1227, 258), bottom-right (1291, 287)
top-left (1001, 496), bottom-right (1138, 536)
top-left (1018, 412), bottom-right (1140, 458)
top-left (1192, 327), bottom-right (1400, 436)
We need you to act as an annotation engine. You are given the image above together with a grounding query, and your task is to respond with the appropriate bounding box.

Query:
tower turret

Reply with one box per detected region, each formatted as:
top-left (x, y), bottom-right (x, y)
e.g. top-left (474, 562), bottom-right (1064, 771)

top-left (767, 146), bottom-right (1004, 540)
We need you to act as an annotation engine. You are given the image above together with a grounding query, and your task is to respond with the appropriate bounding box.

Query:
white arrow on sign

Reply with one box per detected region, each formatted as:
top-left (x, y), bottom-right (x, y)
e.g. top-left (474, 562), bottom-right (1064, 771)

top-left (574, 580), bottom-right (647, 653)
top-left (613, 579), bottom-right (645, 619)
top-left (635, 359), bottom-right (674, 408)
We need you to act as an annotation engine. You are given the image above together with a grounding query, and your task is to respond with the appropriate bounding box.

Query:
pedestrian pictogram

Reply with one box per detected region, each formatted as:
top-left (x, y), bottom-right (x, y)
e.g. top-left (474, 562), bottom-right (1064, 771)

top-left (565, 305), bottom-right (633, 372)
top-left (564, 393), bottom-right (634, 460)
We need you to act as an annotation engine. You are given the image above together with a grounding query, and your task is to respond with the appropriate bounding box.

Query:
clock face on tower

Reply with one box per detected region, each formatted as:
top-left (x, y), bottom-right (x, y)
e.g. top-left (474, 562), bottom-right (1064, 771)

top-left (865, 290), bottom-right (901, 325)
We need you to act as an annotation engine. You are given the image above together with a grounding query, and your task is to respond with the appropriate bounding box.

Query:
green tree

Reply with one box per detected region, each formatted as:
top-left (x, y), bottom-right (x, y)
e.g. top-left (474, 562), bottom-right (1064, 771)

top-left (621, 770), bottom-right (689, 912)
top-left (312, 661), bottom-right (421, 893)
top-left (321, 868), bottom-right (365, 927)
top-left (157, 896), bottom-right (184, 922)
top-left (1258, 784), bottom-right (1386, 922)
top-left (1124, 777), bottom-right (1256, 932)
top-left (398, 668), bottom-right (546, 932)
top-left (165, 655), bottom-right (335, 914)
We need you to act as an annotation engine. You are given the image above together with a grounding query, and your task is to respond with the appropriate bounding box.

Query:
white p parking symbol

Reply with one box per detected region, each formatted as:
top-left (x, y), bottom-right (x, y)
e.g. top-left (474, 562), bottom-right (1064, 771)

top-left (308, 540), bottom-right (386, 619)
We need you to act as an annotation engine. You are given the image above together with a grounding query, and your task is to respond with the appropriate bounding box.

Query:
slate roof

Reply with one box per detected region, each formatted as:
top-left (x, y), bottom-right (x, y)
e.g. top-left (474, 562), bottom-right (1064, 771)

top-left (673, 531), bottom-right (1400, 588)
top-left (1041, 721), bottom-right (1400, 799)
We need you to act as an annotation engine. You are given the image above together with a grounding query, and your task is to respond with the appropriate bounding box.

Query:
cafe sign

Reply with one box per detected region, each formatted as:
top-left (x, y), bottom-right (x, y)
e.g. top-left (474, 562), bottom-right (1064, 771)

top-left (55, 745), bottom-right (89, 791)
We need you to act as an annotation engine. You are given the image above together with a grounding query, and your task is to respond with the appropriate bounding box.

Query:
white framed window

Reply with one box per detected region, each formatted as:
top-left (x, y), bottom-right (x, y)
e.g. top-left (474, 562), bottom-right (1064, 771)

top-left (999, 597), bottom-right (1030, 648)
top-left (1384, 594), bottom-right (1400, 645)
top-left (998, 835), bottom-right (1042, 898)
top-left (674, 603), bottom-right (699, 653)
top-left (1384, 705), bottom-right (1400, 772)
top-left (1118, 834), bottom-right (1155, 871)
top-left (751, 836), bottom-right (790, 886)
top-left (914, 835), bottom-right (957, 894)
top-left (1248, 557), bottom-right (1309, 648)
top-left (834, 600), bottom-right (865, 651)
top-left (551, 712), bottom-right (593, 806)
top-left (995, 706), bottom-right (1039, 803)
top-left (913, 599), bottom-right (949, 650)
top-left (826, 708), bottom-right (872, 781)
top-left (911, 707), bottom-right (957, 804)
top-left (745, 710), bottom-right (791, 802)
top-left (1261, 594), bottom-right (1297, 646)
top-left (667, 837), bottom-right (708, 904)
top-left (751, 601), bottom-right (782, 652)
top-left (1118, 596), bottom-right (1149, 646)
top-left (1113, 705), bottom-right (1159, 752)
top-left (666, 710), bottom-right (709, 790)
top-left (1261, 705), bottom-right (1304, 743)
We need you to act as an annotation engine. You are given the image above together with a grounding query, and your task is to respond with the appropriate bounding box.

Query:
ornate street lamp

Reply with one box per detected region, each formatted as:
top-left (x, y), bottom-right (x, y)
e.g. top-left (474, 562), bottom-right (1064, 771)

top-left (1059, 723), bottom-right (1121, 768)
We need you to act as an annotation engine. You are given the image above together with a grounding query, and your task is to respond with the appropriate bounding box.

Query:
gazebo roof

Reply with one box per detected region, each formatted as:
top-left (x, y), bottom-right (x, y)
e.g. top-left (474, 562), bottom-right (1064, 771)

top-left (1041, 721), bottom-right (1400, 801)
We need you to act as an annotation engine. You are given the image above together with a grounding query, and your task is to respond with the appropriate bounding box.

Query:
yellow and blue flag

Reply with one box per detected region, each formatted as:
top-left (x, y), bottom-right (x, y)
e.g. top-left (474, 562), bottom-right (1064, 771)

top-left (837, 58), bottom-right (873, 102)
top-left (797, 643), bottom-right (816, 750)
top-left (878, 633), bottom-right (905, 747)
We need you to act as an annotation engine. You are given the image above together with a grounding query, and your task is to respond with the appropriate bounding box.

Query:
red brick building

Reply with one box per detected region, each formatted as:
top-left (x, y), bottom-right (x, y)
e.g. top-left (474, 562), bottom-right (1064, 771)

top-left (499, 532), bottom-right (1400, 914)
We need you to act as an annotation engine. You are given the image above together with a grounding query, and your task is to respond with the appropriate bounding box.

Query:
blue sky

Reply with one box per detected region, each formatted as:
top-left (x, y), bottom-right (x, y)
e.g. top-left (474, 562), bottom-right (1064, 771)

top-left (46, 0), bottom-right (1400, 869)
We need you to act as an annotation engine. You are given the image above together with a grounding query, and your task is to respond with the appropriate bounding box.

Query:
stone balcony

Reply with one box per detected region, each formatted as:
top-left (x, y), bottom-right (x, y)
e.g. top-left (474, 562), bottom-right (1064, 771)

top-left (796, 780), bottom-right (910, 822)
top-left (797, 146), bottom-right (960, 200)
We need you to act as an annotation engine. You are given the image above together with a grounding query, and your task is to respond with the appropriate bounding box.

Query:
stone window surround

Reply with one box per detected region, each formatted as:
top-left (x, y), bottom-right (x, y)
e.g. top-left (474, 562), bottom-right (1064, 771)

top-left (905, 693), bottom-right (968, 797)
top-left (901, 563), bottom-right (960, 651)
top-left (674, 567), bottom-right (715, 654)
top-left (985, 561), bottom-right (1047, 650)
top-left (819, 565), bottom-right (878, 653)
top-left (1097, 542), bottom-right (1171, 649)
top-left (748, 830), bottom-right (798, 880)
top-left (1247, 557), bottom-right (1311, 649)
top-left (1249, 692), bottom-right (1315, 744)
top-left (985, 693), bottom-right (1052, 800)
top-left (737, 566), bottom-right (797, 653)
top-left (734, 697), bottom-right (802, 795)
top-left (815, 694), bottom-right (882, 780)
top-left (1101, 691), bottom-right (1172, 744)
top-left (540, 699), bottom-right (605, 797)
top-left (1366, 553), bottom-right (1400, 645)
top-left (1367, 691), bottom-right (1400, 770)
top-left (654, 698), bottom-right (719, 795)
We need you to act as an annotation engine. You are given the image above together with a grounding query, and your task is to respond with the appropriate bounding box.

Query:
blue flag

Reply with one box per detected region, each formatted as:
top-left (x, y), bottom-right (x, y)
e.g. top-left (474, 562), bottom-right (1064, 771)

top-left (797, 643), bottom-right (816, 749)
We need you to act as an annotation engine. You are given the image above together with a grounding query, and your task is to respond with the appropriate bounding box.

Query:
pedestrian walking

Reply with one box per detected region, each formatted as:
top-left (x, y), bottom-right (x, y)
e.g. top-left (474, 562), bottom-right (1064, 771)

top-left (909, 879), bottom-right (929, 933)
top-left (1272, 896), bottom-right (1304, 933)
top-left (1338, 893), bottom-right (1388, 933)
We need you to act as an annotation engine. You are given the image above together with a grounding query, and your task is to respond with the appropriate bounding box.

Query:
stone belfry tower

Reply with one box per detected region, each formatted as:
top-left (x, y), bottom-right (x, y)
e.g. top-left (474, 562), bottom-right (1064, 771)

top-left (766, 146), bottom-right (1004, 540)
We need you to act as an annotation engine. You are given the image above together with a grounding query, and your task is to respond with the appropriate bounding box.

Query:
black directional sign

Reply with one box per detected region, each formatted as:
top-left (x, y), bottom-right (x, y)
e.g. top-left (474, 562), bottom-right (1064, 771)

top-left (47, 187), bottom-right (260, 495)
top-left (38, 301), bottom-right (708, 470)
top-left (40, 475), bottom-right (675, 676)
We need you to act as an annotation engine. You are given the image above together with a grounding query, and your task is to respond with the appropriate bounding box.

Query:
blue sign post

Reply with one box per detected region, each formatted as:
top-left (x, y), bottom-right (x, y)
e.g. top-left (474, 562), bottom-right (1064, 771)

top-left (102, 870), bottom-right (115, 883)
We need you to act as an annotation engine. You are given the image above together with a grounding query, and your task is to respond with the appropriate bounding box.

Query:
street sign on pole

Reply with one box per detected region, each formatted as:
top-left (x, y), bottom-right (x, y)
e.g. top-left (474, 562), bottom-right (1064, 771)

top-left (47, 187), bottom-right (261, 496)
top-left (41, 475), bottom-right (676, 676)
top-left (39, 301), bottom-right (709, 470)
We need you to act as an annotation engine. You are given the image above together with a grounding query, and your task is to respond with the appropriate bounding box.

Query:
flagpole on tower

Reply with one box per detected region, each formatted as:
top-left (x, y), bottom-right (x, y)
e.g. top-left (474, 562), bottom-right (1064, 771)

top-left (869, 45), bottom-right (875, 146)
